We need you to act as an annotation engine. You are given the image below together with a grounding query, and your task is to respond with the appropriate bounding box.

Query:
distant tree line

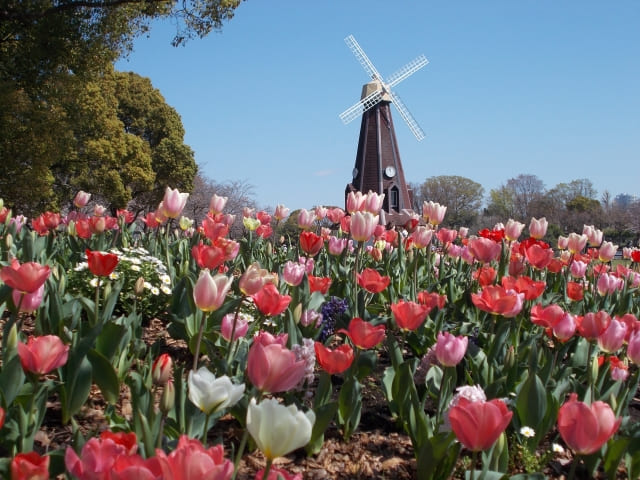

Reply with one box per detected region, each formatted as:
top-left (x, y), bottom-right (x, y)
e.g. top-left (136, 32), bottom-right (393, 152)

top-left (411, 174), bottom-right (640, 247)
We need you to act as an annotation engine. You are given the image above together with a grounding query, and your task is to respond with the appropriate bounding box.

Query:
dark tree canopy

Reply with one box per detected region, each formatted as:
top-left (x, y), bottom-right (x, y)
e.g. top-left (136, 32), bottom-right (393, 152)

top-left (417, 175), bottom-right (485, 228)
top-left (0, 0), bottom-right (242, 215)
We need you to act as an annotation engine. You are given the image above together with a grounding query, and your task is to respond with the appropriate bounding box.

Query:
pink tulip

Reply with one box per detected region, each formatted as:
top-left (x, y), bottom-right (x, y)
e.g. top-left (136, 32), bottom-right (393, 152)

top-left (314, 205), bottom-right (327, 220)
top-left (598, 241), bottom-right (618, 262)
top-left (156, 435), bottom-right (233, 480)
top-left (12, 284), bottom-right (44, 313)
top-left (557, 235), bottom-right (569, 250)
top-left (434, 332), bottom-right (468, 367)
top-left (209, 194), bottom-right (228, 214)
top-left (627, 331), bottom-right (640, 365)
top-left (364, 191), bottom-right (385, 213)
top-left (326, 207), bottom-right (346, 224)
top-left (504, 219), bottom-right (525, 242)
top-left (350, 211), bottom-right (378, 242)
top-left (597, 318), bottom-right (627, 353)
top-left (274, 204), bottom-right (290, 221)
top-left (576, 311), bottom-right (611, 340)
top-left (73, 190), bottom-right (91, 208)
top-left (597, 273), bottom-right (623, 296)
top-left (239, 263), bottom-right (276, 296)
top-left (557, 393), bottom-right (620, 455)
top-left (570, 260), bottom-right (588, 278)
top-left (152, 354), bottom-right (173, 386)
top-left (66, 434), bottom-right (136, 480)
top-left (346, 191), bottom-right (366, 213)
top-left (1, 259), bottom-right (51, 294)
top-left (247, 333), bottom-right (306, 393)
top-left (252, 283), bottom-right (291, 317)
top-left (328, 236), bottom-right (348, 256)
top-left (160, 187), bottom-right (189, 219)
top-left (18, 335), bottom-right (69, 375)
top-left (296, 208), bottom-right (315, 230)
top-left (449, 398), bottom-right (513, 451)
top-left (528, 217), bottom-right (548, 239)
top-left (471, 285), bottom-right (524, 318)
top-left (193, 270), bottom-right (233, 313)
top-left (583, 225), bottom-right (603, 247)
top-left (468, 237), bottom-right (501, 264)
top-left (409, 226), bottom-right (433, 249)
top-left (111, 454), bottom-right (163, 480)
top-left (436, 227), bottom-right (458, 245)
top-left (566, 233), bottom-right (588, 254)
top-left (221, 313), bottom-right (249, 341)
top-left (422, 201), bottom-right (447, 226)
top-left (282, 261), bottom-right (306, 286)
top-left (524, 244), bottom-right (554, 270)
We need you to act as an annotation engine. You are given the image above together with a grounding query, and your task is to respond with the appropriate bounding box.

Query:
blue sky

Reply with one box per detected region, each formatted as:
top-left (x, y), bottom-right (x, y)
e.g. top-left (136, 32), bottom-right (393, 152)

top-left (116, 1), bottom-right (639, 212)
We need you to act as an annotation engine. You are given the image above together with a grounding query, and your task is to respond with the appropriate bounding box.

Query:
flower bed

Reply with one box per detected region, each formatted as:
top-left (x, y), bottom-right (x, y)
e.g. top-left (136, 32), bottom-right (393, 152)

top-left (0, 190), bottom-right (639, 479)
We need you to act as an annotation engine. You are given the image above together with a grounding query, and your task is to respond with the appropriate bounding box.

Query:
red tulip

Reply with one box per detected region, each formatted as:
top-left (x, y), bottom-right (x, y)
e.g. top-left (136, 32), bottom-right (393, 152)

top-left (17, 335), bottom-right (69, 375)
top-left (308, 275), bottom-right (332, 294)
top-left (86, 249), bottom-right (119, 277)
top-left (501, 275), bottom-right (545, 301)
top-left (356, 268), bottom-right (390, 294)
top-left (0, 259), bottom-right (50, 293)
top-left (66, 435), bottom-right (129, 480)
top-left (473, 266), bottom-right (496, 287)
top-left (0, 406), bottom-right (5, 429)
top-left (11, 452), bottom-right (50, 480)
top-left (314, 342), bottom-right (354, 375)
top-left (449, 397), bottom-right (513, 452)
top-left (191, 243), bottom-right (226, 270)
top-left (417, 291), bottom-right (447, 310)
top-left (111, 454), bottom-right (163, 480)
top-left (390, 300), bottom-right (431, 331)
top-left (252, 283), bottom-right (291, 316)
top-left (470, 285), bottom-right (524, 318)
top-left (247, 333), bottom-right (306, 393)
top-left (338, 317), bottom-right (386, 349)
top-left (566, 281), bottom-right (584, 301)
top-left (299, 231), bottom-right (324, 257)
top-left (557, 393), bottom-right (621, 455)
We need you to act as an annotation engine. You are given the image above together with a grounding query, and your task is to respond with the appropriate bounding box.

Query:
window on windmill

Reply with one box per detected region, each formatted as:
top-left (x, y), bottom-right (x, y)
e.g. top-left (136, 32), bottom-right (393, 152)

top-left (389, 187), bottom-right (399, 211)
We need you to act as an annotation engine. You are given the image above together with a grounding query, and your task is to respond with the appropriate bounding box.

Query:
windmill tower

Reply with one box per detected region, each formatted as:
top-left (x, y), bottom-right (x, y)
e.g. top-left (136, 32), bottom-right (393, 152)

top-left (340, 34), bottom-right (428, 224)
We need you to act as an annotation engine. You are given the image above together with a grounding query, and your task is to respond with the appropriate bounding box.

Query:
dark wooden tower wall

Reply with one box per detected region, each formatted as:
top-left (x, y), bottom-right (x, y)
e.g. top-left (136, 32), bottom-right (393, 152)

top-left (345, 100), bottom-right (413, 214)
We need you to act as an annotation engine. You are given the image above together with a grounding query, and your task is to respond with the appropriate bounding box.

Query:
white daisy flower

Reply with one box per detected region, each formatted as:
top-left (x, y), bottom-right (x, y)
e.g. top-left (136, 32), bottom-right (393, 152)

top-left (130, 265), bottom-right (141, 272)
top-left (74, 262), bottom-right (88, 271)
top-left (89, 278), bottom-right (99, 287)
top-left (143, 281), bottom-right (152, 290)
top-left (109, 272), bottom-right (120, 280)
top-left (552, 443), bottom-right (565, 454)
top-left (520, 426), bottom-right (535, 438)
top-left (161, 285), bottom-right (172, 295)
top-left (150, 287), bottom-right (160, 295)
top-left (160, 274), bottom-right (171, 285)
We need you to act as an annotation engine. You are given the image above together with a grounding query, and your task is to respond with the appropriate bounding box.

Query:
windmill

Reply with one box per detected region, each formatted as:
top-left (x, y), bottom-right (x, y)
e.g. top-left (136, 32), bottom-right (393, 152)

top-left (340, 34), bottom-right (428, 223)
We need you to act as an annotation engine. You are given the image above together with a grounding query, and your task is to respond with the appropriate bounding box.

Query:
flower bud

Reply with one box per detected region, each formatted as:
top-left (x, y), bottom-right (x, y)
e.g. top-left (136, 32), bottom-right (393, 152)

top-left (67, 220), bottom-right (77, 237)
top-left (6, 323), bottom-right (18, 352)
top-left (266, 241), bottom-right (273, 256)
top-left (293, 303), bottom-right (303, 324)
top-left (134, 277), bottom-right (145, 296)
top-left (5, 233), bottom-right (12, 249)
top-left (504, 345), bottom-right (515, 370)
top-left (152, 353), bottom-right (173, 385)
top-left (160, 379), bottom-right (175, 414)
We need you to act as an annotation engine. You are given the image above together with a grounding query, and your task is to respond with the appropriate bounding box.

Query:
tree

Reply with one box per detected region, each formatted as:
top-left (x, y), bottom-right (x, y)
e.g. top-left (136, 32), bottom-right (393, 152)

top-left (418, 176), bottom-right (484, 228)
top-left (0, 0), bottom-right (242, 214)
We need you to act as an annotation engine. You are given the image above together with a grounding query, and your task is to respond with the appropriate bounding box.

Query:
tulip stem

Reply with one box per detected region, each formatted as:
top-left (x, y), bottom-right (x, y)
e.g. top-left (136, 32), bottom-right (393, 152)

top-left (93, 278), bottom-right (100, 327)
top-left (192, 311), bottom-right (208, 371)
top-left (202, 412), bottom-right (212, 445)
top-left (470, 450), bottom-right (478, 480)
top-left (232, 428), bottom-right (250, 480)
top-left (263, 458), bottom-right (273, 480)
top-left (567, 454), bottom-right (580, 480)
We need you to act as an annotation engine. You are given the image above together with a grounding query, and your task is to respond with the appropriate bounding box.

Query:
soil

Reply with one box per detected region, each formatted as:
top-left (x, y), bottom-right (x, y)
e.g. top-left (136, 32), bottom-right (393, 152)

top-left (8, 317), bottom-right (640, 479)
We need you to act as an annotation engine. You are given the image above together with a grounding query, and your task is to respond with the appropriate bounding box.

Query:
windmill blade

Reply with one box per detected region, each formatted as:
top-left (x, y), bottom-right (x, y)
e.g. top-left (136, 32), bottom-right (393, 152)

top-left (339, 88), bottom-right (384, 124)
top-left (389, 90), bottom-right (425, 141)
top-left (387, 55), bottom-right (429, 88)
top-left (345, 35), bottom-right (383, 81)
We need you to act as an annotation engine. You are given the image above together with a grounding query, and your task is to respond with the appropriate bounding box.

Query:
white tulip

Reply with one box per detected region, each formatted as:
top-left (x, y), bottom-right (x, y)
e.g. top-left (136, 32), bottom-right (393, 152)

top-left (246, 397), bottom-right (315, 460)
top-left (188, 367), bottom-right (245, 415)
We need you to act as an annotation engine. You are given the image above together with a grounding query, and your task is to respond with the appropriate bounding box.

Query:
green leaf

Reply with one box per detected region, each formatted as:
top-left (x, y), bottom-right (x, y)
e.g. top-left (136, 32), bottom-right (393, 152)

top-left (62, 356), bottom-right (92, 423)
top-left (87, 349), bottom-right (120, 404)
top-left (95, 322), bottom-right (128, 360)
top-left (0, 355), bottom-right (26, 406)
top-left (515, 372), bottom-right (547, 443)
top-left (337, 376), bottom-right (362, 440)
top-left (306, 401), bottom-right (338, 455)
